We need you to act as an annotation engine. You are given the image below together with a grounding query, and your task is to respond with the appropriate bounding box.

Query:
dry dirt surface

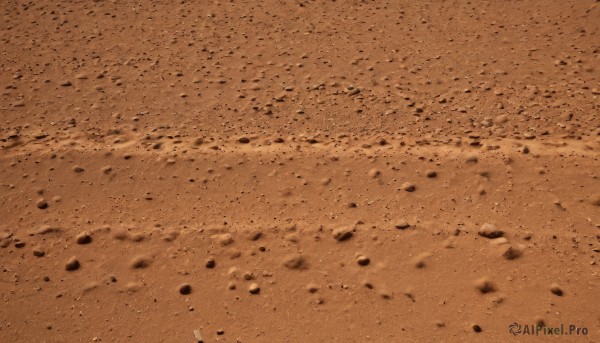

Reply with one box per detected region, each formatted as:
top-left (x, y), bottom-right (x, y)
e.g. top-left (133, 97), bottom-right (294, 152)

top-left (1, 0), bottom-right (599, 342)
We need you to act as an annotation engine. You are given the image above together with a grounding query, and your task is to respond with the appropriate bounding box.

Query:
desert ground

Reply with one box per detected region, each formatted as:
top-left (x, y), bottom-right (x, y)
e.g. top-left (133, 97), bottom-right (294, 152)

top-left (1, 0), bottom-right (599, 342)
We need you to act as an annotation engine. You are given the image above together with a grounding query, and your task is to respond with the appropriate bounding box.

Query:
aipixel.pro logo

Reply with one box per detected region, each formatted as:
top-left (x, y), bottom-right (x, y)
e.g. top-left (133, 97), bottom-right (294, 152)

top-left (509, 322), bottom-right (588, 336)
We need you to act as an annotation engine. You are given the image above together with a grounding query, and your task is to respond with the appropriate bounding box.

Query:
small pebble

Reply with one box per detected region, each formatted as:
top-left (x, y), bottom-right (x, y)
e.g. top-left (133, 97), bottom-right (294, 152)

top-left (361, 280), bottom-right (374, 289)
top-left (474, 277), bottom-right (496, 294)
top-left (248, 283), bottom-right (260, 294)
top-left (394, 221), bottom-right (410, 230)
top-left (466, 156), bottom-right (479, 164)
top-left (368, 168), bottom-right (381, 178)
top-left (36, 199), bottom-right (48, 209)
top-left (550, 283), bottom-right (563, 296)
top-left (179, 283), bottom-right (192, 295)
top-left (425, 170), bottom-right (437, 178)
top-left (283, 255), bottom-right (308, 270)
top-left (130, 256), bottom-right (151, 269)
top-left (76, 232), bottom-right (92, 245)
top-left (379, 290), bottom-right (392, 299)
top-left (401, 182), bottom-right (416, 192)
top-left (332, 227), bottom-right (353, 241)
top-left (356, 255), bottom-right (370, 266)
top-left (478, 223), bottom-right (504, 238)
top-left (306, 283), bottom-right (319, 293)
top-left (65, 257), bottom-right (80, 271)
top-left (412, 253), bottom-right (431, 268)
top-left (501, 246), bottom-right (523, 260)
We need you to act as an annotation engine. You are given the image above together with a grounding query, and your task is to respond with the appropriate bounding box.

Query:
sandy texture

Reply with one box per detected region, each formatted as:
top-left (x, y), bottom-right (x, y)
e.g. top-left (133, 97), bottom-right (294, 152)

top-left (1, 0), bottom-right (599, 342)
